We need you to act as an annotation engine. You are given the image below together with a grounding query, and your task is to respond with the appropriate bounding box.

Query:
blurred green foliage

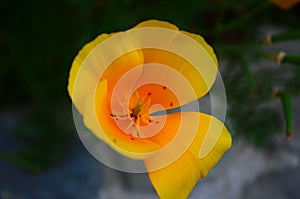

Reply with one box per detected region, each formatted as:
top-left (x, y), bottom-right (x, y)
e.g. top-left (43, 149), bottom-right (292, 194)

top-left (0, 0), bottom-right (299, 172)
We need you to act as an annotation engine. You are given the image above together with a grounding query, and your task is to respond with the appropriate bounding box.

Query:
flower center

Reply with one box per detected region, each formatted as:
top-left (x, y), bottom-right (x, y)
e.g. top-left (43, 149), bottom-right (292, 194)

top-left (109, 90), bottom-right (152, 138)
top-left (109, 83), bottom-right (178, 138)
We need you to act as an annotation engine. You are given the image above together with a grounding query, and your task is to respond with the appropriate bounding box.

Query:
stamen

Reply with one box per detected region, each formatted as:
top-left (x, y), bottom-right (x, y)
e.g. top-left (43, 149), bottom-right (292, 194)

top-left (134, 121), bottom-right (142, 138)
top-left (110, 112), bottom-right (129, 120)
top-left (110, 113), bottom-right (117, 117)
top-left (125, 120), bottom-right (135, 131)
top-left (117, 99), bottom-right (129, 113)
top-left (111, 90), bottom-right (153, 138)
top-left (136, 130), bottom-right (140, 138)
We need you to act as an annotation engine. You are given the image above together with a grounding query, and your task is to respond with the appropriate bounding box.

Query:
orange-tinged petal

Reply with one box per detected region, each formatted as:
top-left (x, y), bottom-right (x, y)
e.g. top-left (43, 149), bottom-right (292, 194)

top-left (130, 83), bottom-right (181, 143)
top-left (134, 83), bottom-right (180, 115)
top-left (68, 32), bottom-right (144, 114)
top-left (148, 112), bottom-right (183, 147)
top-left (145, 113), bottom-right (232, 199)
top-left (270, 0), bottom-right (300, 9)
top-left (142, 48), bottom-right (216, 101)
top-left (101, 50), bottom-right (144, 96)
top-left (101, 50), bottom-right (144, 114)
top-left (83, 79), bottom-right (161, 159)
top-left (131, 19), bottom-right (218, 101)
top-left (130, 63), bottom-right (198, 111)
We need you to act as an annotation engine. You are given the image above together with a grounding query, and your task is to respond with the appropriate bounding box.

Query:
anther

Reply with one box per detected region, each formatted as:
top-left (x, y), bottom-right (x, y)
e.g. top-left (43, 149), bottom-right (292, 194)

top-left (110, 113), bottom-right (117, 117)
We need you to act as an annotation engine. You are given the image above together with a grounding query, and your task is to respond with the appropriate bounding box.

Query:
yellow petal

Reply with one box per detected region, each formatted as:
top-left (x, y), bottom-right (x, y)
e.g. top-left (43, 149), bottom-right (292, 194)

top-left (142, 48), bottom-right (217, 101)
top-left (68, 33), bottom-right (112, 113)
top-left (134, 19), bottom-right (179, 31)
top-left (181, 31), bottom-right (218, 66)
top-left (83, 79), bottom-right (161, 159)
top-left (130, 19), bottom-right (218, 101)
top-left (145, 113), bottom-right (232, 199)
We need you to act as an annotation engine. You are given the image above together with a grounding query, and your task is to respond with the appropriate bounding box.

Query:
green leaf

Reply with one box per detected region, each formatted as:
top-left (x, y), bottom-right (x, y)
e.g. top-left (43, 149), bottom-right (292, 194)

top-left (283, 55), bottom-right (300, 65)
top-left (262, 29), bottom-right (300, 45)
top-left (276, 91), bottom-right (293, 139)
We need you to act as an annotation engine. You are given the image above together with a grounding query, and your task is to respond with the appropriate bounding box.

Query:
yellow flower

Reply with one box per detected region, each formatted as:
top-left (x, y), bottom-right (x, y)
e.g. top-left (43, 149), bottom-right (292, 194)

top-left (270, 0), bottom-right (300, 9)
top-left (68, 20), bottom-right (232, 199)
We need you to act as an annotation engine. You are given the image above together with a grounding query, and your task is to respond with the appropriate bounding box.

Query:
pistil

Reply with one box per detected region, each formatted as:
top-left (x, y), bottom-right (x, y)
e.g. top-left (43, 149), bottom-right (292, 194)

top-left (131, 99), bottom-right (143, 119)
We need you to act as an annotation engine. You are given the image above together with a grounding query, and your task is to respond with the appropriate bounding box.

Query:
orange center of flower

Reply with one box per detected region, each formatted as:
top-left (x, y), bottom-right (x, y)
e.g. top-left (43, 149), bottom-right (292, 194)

top-left (109, 83), bottom-right (180, 139)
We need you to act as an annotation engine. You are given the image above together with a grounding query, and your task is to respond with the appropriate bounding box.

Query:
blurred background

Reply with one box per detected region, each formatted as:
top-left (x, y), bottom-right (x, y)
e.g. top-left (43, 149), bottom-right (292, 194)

top-left (0, 0), bottom-right (300, 198)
